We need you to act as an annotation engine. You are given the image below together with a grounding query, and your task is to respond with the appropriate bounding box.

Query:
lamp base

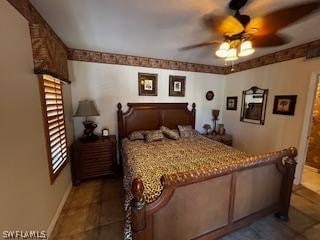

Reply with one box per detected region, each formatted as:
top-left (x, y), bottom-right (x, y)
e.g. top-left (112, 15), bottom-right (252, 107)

top-left (212, 118), bottom-right (218, 135)
top-left (81, 120), bottom-right (98, 142)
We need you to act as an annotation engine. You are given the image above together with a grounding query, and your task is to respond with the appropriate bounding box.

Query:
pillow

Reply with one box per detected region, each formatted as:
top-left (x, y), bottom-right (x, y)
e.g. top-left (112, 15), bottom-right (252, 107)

top-left (128, 131), bottom-right (145, 141)
top-left (145, 130), bottom-right (164, 143)
top-left (178, 125), bottom-right (192, 131)
top-left (178, 125), bottom-right (198, 138)
top-left (172, 129), bottom-right (180, 135)
top-left (160, 126), bottom-right (180, 140)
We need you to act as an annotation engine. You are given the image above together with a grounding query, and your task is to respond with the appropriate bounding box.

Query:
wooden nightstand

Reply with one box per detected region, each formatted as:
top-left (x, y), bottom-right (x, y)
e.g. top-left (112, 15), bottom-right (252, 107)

top-left (71, 135), bottom-right (117, 185)
top-left (202, 133), bottom-right (233, 146)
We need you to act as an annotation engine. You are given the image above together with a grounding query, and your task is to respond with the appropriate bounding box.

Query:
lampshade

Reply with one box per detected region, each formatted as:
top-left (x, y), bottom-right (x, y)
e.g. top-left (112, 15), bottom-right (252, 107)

top-left (74, 100), bottom-right (100, 117)
top-left (225, 48), bottom-right (238, 61)
top-left (215, 42), bottom-right (230, 58)
top-left (238, 40), bottom-right (255, 57)
top-left (212, 109), bottom-right (220, 119)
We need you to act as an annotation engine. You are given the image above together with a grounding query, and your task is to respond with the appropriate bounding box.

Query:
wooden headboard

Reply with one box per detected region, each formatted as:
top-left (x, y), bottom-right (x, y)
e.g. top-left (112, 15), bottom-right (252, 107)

top-left (117, 102), bottom-right (196, 141)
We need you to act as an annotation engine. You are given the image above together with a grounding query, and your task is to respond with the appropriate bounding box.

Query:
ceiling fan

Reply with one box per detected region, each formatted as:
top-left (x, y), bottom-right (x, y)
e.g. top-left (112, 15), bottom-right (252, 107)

top-left (181, 0), bottom-right (320, 62)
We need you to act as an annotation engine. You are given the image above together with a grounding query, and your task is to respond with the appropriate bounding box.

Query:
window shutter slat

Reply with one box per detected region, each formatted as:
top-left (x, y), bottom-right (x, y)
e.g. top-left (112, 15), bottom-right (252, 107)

top-left (47, 113), bottom-right (64, 121)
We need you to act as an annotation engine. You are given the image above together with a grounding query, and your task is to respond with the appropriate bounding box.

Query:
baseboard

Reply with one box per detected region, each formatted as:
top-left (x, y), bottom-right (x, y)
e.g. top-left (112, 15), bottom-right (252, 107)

top-left (46, 183), bottom-right (72, 238)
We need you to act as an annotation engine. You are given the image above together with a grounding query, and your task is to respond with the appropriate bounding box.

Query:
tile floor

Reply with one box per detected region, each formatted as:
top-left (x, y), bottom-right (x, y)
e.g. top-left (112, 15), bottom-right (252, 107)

top-left (50, 177), bottom-right (320, 240)
top-left (302, 167), bottom-right (320, 194)
top-left (50, 178), bottom-right (125, 240)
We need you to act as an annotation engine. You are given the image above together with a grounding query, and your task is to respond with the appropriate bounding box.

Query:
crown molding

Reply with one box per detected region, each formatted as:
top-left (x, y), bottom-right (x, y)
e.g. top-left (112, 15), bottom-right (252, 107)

top-left (67, 48), bottom-right (226, 75)
top-left (225, 39), bottom-right (320, 74)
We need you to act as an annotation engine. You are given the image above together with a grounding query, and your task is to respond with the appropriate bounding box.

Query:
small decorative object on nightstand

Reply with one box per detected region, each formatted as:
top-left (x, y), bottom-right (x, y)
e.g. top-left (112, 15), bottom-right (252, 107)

top-left (218, 124), bottom-right (225, 135)
top-left (202, 133), bottom-right (233, 146)
top-left (203, 124), bottom-right (212, 135)
top-left (71, 135), bottom-right (117, 185)
top-left (101, 128), bottom-right (109, 137)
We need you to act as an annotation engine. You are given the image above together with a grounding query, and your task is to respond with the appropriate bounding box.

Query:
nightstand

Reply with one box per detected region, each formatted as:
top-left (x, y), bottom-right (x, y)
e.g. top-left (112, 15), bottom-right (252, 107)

top-left (202, 133), bottom-right (233, 146)
top-left (71, 135), bottom-right (117, 185)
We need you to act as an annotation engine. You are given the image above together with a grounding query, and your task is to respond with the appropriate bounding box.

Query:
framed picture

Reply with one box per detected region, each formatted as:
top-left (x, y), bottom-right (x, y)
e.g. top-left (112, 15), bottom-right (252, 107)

top-left (226, 96), bottom-right (238, 110)
top-left (101, 128), bottom-right (109, 137)
top-left (273, 95), bottom-right (297, 115)
top-left (138, 73), bottom-right (158, 96)
top-left (169, 75), bottom-right (186, 97)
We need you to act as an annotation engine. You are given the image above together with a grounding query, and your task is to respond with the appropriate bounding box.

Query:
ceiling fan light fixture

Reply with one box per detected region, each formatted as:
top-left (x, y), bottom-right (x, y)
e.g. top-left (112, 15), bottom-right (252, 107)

top-left (225, 48), bottom-right (238, 61)
top-left (215, 42), bottom-right (230, 58)
top-left (238, 40), bottom-right (255, 57)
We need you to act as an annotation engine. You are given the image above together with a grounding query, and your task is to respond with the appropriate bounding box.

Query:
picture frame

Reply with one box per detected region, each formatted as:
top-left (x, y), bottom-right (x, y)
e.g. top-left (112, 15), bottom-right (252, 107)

top-left (273, 95), bottom-right (297, 116)
top-left (101, 128), bottom-right (109, 137)
top-left (138, 73), bottom-right (158, 96)
top-left (226, 96), bottom-right (238, 110)
top-left (169, 75), bottom-right (186, 97)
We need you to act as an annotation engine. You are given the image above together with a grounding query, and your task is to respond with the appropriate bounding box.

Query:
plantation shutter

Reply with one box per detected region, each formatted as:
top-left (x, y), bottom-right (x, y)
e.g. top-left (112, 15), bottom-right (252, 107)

top-left (40, 75), bottom-right (68, 182)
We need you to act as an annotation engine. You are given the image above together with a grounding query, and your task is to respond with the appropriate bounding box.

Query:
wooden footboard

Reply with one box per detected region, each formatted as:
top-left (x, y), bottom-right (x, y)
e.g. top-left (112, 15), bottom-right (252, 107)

top-left (130, 147), bottom-right (297, 240)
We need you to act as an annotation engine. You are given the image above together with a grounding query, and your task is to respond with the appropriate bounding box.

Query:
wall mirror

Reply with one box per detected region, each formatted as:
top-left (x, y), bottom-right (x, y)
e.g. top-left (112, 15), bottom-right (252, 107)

top-left (240, 86), bottom-right (268, 125)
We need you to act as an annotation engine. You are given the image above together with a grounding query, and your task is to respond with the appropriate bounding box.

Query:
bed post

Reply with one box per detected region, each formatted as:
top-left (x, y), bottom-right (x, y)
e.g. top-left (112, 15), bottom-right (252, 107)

top-left (117, 103), bottom-right (124, 173)
top-left (276, 147), bottom-right (297, 221)
top-left (192, 103), bottom-right (196, 129)
top-left (117, 103), bottom-right (124, 140)
top-left (131, 178), bottom-right (146, 240)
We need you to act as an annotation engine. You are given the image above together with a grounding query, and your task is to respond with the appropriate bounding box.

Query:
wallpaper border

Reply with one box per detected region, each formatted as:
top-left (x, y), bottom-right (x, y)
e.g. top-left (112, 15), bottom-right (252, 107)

top-left (67, 48), bottom-right (227, 75)
top-left (69, 39), bottom-right (320, 75)
top-left (225, 39), bottom-right (320, 74)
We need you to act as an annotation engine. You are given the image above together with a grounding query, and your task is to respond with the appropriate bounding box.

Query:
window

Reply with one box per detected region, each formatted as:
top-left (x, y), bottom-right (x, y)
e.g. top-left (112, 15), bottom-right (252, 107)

top-left (39, 75), bottom-right (68, 183)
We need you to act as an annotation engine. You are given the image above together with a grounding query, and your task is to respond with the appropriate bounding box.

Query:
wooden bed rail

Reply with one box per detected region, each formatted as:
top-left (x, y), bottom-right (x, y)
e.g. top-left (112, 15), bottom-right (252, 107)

top-left (131, 147), bottom-right (297, 240)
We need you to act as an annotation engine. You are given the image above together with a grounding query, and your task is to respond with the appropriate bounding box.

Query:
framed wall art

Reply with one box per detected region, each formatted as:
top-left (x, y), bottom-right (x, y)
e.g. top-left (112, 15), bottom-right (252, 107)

top-left (273, 95), bottom-right (297, 116)
top-left (169, 75), bottom-right (186, 97)
top-left (138, 73), bottom-right (158, 96)
top-left (226, 96), bottom-right (238, 110)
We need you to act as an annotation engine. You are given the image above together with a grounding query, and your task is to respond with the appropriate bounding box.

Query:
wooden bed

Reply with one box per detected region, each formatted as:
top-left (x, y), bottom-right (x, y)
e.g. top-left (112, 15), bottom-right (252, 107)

top-left (117, 102), bottom-right (297, 240)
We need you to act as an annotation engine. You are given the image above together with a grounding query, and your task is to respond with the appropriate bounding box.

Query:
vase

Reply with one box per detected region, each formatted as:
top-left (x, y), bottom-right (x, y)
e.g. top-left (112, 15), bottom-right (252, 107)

top-left (218, 124), bottom-right (225, 135)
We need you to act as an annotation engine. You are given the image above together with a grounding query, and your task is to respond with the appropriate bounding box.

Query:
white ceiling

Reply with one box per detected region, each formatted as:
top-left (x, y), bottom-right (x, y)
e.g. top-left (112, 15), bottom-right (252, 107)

top-left (30, 0), bottom-right (320, 66)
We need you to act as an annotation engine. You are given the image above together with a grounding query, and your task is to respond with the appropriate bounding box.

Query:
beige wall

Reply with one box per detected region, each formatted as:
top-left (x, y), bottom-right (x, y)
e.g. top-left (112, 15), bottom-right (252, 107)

top-left (0, 1), bottom-right (73, 235)
top-left (69, 57), bottom-right (320, 185)
top-left (69, 61), bottom-right (225, 138)
top-left (223, 57), bottom-right (320, 183)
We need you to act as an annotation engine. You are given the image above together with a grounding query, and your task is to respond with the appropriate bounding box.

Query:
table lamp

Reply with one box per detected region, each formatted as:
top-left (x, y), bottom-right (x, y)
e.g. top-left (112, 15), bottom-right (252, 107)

top-left (74, 100), bottom-right (100, 141)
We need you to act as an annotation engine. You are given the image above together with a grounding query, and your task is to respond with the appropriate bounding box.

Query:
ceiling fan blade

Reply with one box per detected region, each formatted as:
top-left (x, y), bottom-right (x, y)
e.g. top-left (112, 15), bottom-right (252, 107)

top-left (180, 40), bottom-right (221, 51)
top-left (251, 34), bottom-right (290, 48)
top-left (246, 1), bottom-right (320, 36)
top-left (203, 14), bottom-right (244, 36)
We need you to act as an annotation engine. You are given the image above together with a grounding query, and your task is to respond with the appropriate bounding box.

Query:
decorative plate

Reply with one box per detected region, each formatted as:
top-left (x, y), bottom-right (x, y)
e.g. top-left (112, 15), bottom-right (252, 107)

top-left (206, 91), bottom-right (214, 101)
